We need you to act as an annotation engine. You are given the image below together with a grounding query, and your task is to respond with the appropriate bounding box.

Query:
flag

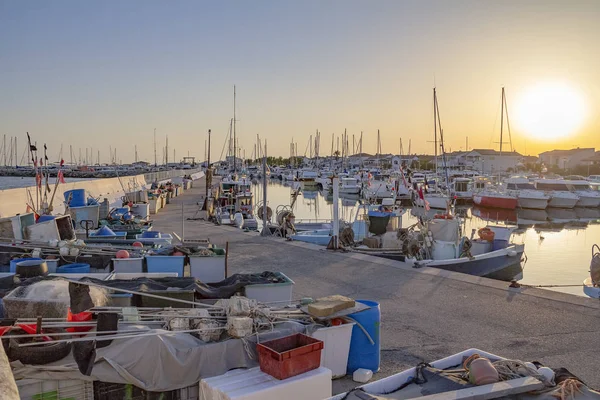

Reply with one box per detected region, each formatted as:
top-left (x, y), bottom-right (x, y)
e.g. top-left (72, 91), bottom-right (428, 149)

top-left (35, 174), bottom-right (41, 188)
top-left (425, 200), bottom-right (431, 211)
top-left (418, 186), bottom-right (424, 200)
top-left (30, 145), bottom-right (37, 151)
top-left (58, 170), bottom-right (66, 184)
top-left (60, 159), bottom-right (65, 167)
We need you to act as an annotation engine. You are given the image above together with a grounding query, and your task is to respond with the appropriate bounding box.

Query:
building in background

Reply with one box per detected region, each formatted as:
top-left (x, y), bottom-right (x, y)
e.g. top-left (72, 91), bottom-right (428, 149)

top-left (538, 148), bottom-right (595, 170)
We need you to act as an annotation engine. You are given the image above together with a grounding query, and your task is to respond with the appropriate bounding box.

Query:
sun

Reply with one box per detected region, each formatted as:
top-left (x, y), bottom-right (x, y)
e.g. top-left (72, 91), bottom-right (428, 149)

top-left (513, 82), bottom-right (587, 141)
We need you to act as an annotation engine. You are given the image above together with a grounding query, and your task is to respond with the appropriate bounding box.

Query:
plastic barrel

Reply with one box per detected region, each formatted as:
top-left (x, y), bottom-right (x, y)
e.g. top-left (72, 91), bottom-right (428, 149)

top-left (10, 257), bottom-right (42, 273)
top-left (346, 300), bottom-right (381, 374)
top-left (64, 189), bottom-right (86, 207)
top-left (56, 263), bottom-right (91, 273)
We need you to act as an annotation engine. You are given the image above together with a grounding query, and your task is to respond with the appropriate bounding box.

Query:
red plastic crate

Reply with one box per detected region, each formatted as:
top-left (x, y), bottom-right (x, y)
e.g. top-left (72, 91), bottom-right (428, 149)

top-left (257, 333), bottom-right (324, 380)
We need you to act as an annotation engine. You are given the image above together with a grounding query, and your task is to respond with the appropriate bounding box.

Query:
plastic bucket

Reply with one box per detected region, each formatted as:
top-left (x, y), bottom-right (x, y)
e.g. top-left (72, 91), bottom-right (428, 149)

top-left (10, 257), bottom-right (42, 273)
top-left (56, 263), bottom-right (91, 274)
top-left (64, 189), bottom-right (86, 207)
top-left (492, 239), bottom-right (509, 251)
top-left (346, 300), bottom-right (381, 374)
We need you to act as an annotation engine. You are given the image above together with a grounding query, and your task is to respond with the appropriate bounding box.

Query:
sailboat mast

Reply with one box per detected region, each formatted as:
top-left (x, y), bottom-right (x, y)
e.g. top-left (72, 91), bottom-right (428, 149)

top-left (233, 85), bottom-right (237, 174)
top-left (153, 128), bottom-right (157, 167)
top-left (500, 87), bottom-right (504, 156)
top-left (433, 88), bottom-right (438, 174)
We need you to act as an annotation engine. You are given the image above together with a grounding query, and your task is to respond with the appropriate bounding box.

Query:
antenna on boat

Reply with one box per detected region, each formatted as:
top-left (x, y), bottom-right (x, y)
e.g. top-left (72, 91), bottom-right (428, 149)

top-left (233, 85), bottom-right (237, 174)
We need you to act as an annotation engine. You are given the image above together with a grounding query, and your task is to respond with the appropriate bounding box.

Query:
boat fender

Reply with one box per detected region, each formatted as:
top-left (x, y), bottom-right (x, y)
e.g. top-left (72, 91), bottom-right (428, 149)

top-left (537, 366), bottom-right (555, 385)
top-left (507, 250), bottom-right (517, 257)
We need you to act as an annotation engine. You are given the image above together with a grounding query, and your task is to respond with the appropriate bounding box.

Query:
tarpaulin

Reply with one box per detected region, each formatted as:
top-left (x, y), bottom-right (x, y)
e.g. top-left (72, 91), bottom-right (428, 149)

top-left (12, 322), bottom-right (306, 392)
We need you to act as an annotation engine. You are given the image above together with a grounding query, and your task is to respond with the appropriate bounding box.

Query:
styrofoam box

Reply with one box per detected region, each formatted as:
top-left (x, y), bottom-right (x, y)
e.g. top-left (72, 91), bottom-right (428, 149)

top-left (326, 348), bottom-right (504, 400)
top-left (16, 378), bottom-right (94, 400)
top-left (244, 273), bottom-right (294, 304)
top-left (311, 322), bottom-right (355, 378)
top-left (200, 366), bottom-right (331, 400)
top-left (189, 255), bottom-right (226, 283)
top-left (112, 257), bottom-right (144, 273)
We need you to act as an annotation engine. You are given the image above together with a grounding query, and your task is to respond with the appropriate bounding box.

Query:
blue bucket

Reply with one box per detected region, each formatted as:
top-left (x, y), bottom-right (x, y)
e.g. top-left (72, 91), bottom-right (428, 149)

top-left (56, 263), bottom-right (90, 274)
top-left (64, 189), bottom-right (86, 207)
top-left (10, 257), bottom-right (42, 273)
top-left (346, 300), bottom-right (381, 374)
top-left (492, 239), bottom-right (509, 251)
top-left (37, 215), bottom-right (56, 223)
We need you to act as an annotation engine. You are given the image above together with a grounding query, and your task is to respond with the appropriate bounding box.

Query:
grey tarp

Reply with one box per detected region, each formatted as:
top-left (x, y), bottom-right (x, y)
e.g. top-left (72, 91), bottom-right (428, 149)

top-left (12, 322), bottom-right (306, 392)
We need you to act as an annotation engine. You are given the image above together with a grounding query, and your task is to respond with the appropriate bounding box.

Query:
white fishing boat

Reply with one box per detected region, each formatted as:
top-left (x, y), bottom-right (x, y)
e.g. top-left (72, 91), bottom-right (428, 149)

top-left (449, 177), bottom-right (472, 200)
top-left (534, 180), bottom-right (580, 209)
top-left (566, 180), bottom-right (600, 207)
top-left (504, 177), bottom-right (550, 210)
top-left (339, 177), bottom-right (361, 195)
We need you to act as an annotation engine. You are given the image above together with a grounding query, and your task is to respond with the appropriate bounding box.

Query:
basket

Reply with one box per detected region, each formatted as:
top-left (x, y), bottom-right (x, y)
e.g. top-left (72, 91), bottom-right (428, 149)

top-left (257, 333), bottom-right (323, 380)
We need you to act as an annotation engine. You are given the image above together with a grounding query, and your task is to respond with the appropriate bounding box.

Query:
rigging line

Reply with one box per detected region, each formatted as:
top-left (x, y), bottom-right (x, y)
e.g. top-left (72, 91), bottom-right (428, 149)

top-left (489, 92), bottom-right (502, 148)
top-left (504, 89), bottom-right (514, 152)
top-left (218, 119), bottom-right (232, 163)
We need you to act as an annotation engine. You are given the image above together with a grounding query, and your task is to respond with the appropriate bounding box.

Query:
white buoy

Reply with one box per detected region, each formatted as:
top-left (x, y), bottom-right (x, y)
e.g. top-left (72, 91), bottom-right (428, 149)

top-left (233, 212), bottom-right (244, 229)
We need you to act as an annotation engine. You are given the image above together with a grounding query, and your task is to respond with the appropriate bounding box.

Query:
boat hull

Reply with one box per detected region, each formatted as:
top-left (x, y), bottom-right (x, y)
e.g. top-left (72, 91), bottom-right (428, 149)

top-left (548, 195), bottom-right (579, 209)
top-left (583, 277), bottom-right (600, 299)
top-left (575, 195), bottom-right (600, 208)
top-left (423, 195), bottom-right (449, 209)
top-left (473, 195), bottom-right (518, 210)
top-left (418, 244), bottom-right (524, 281)
top-left (517, 196), bottom-right (548, 210)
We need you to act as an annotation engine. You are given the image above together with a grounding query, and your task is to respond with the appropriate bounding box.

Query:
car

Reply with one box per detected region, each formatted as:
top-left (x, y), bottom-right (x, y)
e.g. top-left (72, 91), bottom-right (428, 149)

top-left (587, 175), bottom-right (600, 183)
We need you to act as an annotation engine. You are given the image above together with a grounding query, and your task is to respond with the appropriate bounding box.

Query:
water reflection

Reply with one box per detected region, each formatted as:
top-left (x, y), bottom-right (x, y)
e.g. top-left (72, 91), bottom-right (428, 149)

top-left (253, 181), bottom-right (599, 297)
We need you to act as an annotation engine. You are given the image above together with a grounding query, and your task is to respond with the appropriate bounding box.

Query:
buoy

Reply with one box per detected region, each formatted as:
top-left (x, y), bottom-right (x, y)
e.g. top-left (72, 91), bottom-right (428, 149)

top-left (116, 250), bottom-right (130, 259)
top-left (537, 367), bottom-right (555, 383)
top-left (132, 241), bottom-right (143, 248)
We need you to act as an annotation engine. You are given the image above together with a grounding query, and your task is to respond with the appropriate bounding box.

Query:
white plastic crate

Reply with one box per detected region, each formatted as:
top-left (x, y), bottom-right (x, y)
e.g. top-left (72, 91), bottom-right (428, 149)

top-left (189, 255), bottom-right (226, 283)
top-left (17, 378), bottom-right (94, 400)
top-left (112, 257), bottom-right (144, 273)
top-left (244, 272), bottom-right (294, 303)
top-left (311, 322), bottom-right (355, 378)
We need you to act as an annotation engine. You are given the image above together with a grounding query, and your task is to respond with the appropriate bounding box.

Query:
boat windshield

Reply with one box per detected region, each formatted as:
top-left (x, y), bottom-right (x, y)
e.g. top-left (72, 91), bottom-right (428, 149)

top-left (572, 184), bottom-right (592, 190)
top-left (507, 183), bottom-right (535, 190)
top-left (536, 182), bottom-right (569, 191)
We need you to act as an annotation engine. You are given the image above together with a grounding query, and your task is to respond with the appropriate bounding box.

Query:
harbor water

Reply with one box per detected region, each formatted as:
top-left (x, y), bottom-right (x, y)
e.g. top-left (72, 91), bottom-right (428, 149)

top-left (253, 180), bottom-right (600, 297)
top-left (0, 176), bottom-right (92, 190)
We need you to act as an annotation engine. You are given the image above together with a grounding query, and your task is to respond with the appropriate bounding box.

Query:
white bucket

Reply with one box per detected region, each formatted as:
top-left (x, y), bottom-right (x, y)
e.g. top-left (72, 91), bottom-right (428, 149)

top-left (311, 322), bottom-right (355, 378)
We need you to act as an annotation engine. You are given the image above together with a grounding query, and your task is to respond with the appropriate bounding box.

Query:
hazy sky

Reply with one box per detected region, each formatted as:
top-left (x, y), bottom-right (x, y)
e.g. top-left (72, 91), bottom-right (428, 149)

top-left (1, 0), bottom-right (599, 163)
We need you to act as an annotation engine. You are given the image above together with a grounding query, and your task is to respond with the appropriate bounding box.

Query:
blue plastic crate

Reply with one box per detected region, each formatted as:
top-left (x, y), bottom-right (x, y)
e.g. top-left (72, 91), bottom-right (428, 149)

top-left (145, 256), bottom-right (185, 276)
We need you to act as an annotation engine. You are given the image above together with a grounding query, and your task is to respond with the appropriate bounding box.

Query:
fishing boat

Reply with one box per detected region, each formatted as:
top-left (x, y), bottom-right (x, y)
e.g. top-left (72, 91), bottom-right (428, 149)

top-left (339, 177), bottom-right (361, 195)
top-left (214, 178), bottom-right (257, 229)
top-left (504, 177), bottom-right (550, 210)
top-left (533, 180), bottom-right (580, 209)
top-left (473, 190), bottom-right (518, 210)
top-left (354, 216), bottom-right (524, 281)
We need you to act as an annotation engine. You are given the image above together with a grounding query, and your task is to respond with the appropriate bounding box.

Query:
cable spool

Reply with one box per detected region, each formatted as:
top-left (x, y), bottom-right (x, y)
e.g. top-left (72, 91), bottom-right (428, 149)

top-left (591, 244), bottom-right (600, 285)
top-left (257, 206), bottom-right (273, 222)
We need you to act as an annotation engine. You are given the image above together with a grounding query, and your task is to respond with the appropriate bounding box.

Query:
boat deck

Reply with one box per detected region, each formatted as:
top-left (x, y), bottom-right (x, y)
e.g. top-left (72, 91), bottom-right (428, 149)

top-left (151, 176), bottom-right (600, 394)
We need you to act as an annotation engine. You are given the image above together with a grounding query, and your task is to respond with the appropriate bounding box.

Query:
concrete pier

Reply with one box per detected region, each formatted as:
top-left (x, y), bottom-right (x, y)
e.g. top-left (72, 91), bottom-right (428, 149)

top-left (153, 176), bottom-right (600, 393)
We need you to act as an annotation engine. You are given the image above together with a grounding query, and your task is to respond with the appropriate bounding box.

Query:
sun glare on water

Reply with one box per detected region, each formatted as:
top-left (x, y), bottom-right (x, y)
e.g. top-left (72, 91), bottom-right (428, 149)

top-left (513, 82), bottom-right (587, 141)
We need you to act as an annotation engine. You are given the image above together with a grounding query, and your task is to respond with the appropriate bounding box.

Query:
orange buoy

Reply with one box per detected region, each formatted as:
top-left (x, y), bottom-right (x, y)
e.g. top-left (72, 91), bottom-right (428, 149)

top-left (132, 241), bottom-right (143, 248)
top-left (116, 250), bottom-right (130, 259)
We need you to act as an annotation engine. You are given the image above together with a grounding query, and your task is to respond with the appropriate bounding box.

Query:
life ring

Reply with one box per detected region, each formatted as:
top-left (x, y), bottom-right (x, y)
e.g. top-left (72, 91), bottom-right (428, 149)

top-left (478, 227), bottom-right (495, 241)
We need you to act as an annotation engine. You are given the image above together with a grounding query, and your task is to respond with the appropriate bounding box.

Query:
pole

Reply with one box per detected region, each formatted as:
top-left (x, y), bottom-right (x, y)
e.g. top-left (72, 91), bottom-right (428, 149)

top-left (181, 203), bottom-right (185, 242)
top-left (332, 177), bottom-right (339, 249)
top-left (154, 128), bottom-right (157, 167)
top-left (500, 87), bottom-right (504, 155)
top-left (206, 129), bottom-right (211, 199)
top-left (261, 140), bottom-right (269, 236)
top-left (233, 85), bottom-right (237, 174)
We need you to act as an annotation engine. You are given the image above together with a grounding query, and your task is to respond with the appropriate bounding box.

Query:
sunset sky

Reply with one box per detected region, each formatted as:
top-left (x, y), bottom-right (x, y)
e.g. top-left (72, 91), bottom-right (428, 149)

top-left (1, 0), bottom-right (598, 163)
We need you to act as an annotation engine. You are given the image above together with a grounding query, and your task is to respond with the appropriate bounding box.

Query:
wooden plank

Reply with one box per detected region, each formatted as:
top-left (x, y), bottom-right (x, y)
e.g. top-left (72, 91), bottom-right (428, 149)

top-left (405, 377), bottom-right (544, 400)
